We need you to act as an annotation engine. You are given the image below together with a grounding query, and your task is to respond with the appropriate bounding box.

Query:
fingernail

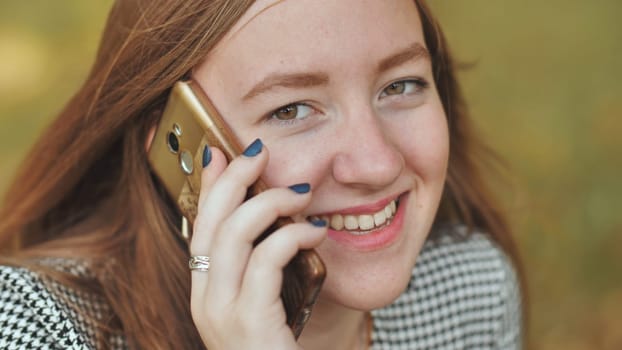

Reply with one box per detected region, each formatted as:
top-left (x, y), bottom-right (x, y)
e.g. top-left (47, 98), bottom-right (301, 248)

top-left (288, 183), bottom-right (310, 194)
top-left (310, 218), bottom-right (327, 227)
top-left (202, 145), bottom-right (212, 168)
top-left (242, 138), bottom-right (263, 157)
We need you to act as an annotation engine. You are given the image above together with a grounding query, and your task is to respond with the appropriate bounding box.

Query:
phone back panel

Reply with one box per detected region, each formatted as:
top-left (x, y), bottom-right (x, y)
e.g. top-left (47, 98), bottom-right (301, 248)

top-left (148, 83), bottom-right (208, 222)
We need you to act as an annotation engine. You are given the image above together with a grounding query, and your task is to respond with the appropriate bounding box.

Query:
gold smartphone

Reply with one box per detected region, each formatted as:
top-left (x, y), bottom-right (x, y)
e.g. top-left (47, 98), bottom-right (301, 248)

top-left (148, 80), bottom-right (326, 338)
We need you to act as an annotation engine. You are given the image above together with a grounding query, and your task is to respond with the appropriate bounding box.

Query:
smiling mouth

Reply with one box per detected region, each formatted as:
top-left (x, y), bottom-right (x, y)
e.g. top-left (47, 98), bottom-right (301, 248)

top-left (308, 198), bottom-right (399, 235)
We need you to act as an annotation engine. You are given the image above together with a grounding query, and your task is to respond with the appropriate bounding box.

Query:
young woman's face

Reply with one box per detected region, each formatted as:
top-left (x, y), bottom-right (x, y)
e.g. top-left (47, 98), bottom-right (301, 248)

top-left (194, 0), bottom-right (449, 310)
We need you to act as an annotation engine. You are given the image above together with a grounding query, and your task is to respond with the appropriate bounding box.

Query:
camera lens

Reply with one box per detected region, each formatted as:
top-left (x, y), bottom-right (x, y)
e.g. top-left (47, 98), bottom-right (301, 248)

top-left (167, 132), bottom-right (179, 153)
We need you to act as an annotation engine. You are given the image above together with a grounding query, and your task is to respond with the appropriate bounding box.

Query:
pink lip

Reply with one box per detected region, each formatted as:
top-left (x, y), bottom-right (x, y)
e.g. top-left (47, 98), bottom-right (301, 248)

top-left (326, 192), bottom-right (409, 252)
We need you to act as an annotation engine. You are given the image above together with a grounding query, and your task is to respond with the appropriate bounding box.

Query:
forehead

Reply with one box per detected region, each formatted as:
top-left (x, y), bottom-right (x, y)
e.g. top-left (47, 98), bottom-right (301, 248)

top-left (200, 0), bottom-right (424, 91)
top-left (218, 0), bottom-right (422, 53)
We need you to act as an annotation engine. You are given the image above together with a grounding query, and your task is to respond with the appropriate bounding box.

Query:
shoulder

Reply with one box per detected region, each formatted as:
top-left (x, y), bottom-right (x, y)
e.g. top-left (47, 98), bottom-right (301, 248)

top-left (371, 225), bottom-right (522, 349)
top-left (0, 263), bottom-right (92, 349)
top-left (0, 260), bottom-right (127, 349)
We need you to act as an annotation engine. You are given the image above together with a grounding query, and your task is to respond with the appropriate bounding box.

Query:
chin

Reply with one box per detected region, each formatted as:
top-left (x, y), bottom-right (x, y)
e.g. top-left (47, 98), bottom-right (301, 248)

top-left (316, 231), bottom-right (426, 311)
top-left (318, 259), bottom-right (416, 311)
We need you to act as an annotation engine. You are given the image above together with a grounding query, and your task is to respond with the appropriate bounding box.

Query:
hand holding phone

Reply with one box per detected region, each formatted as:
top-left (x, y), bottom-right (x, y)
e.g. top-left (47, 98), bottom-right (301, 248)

top-left (148, 80), bottom-right (326, 338)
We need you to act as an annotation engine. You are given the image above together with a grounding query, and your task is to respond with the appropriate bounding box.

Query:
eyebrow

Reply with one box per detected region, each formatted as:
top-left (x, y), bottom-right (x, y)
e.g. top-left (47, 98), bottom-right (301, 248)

top-left (242, 42), bottom-right (430, 101)
top-left (377, 43), bottom-right (431, 74)
top-left (243, 72), bottom-right (329, 100)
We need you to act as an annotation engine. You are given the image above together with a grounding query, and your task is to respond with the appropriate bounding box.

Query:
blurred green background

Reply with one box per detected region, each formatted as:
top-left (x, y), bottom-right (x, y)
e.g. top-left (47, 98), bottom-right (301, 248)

top-left (0, 1), bottom-right (620, 349)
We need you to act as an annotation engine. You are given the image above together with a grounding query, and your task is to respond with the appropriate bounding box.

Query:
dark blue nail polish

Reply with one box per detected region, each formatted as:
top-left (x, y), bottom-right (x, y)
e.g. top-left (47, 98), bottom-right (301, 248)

top-left (202, 145), bottom-right (212, 168)
top-left (288, 183), bottom-right (310, 194)
top-left (242, 138), bottom-right (263, 157)
top-left (310, 218), bottom-right (327, 227)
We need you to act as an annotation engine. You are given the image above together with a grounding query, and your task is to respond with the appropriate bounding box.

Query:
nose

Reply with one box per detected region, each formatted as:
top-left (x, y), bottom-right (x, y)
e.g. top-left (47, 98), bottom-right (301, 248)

top-left (331, 108), bottom-right (404, 189)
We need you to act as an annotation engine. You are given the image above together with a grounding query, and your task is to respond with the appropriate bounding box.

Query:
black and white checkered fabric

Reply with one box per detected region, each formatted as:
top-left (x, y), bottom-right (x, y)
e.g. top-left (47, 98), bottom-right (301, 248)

top-left (1, 226), bottom-right (521, 349)
top-left (371, 227), bottom-right (522, 349)
top-left (0, 260), bottom-right (128, 349)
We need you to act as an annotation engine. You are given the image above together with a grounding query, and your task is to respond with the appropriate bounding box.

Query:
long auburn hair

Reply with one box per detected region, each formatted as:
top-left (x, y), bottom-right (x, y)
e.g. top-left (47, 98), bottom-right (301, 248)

top-left (0, 0), bottom-right (524, 349)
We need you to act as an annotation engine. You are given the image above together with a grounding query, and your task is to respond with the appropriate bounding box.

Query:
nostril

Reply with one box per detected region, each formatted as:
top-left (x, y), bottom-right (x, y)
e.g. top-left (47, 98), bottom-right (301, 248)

top-left (332, 148), bottom-right (404, 187)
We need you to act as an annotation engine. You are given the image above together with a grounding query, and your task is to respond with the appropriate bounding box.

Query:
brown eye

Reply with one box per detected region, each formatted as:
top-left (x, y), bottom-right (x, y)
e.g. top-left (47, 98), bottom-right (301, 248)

top-left (274, 104), bottom-right (298, 120)
top-left (379, 79), bottom-right (428, 99)
top-left (384, 82), bottom-right (406, 95)
top-left (269, 103), bottom-right (314, 123)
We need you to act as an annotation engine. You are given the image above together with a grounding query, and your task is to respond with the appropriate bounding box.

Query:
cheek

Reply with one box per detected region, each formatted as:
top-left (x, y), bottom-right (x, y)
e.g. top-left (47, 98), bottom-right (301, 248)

top-left (392, 109), bottom-right (449, 182)
top-left (260, 137), bottom-right (334, 188)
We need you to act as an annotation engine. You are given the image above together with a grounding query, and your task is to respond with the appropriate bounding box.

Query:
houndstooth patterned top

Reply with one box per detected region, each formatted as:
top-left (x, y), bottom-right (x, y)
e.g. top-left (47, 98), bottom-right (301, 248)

top-left (0, 226), bottom-right (522, 349)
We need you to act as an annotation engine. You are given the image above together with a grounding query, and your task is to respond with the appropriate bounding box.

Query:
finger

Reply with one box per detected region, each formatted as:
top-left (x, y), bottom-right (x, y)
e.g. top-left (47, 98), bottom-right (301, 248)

top-left (238, 221), bottom-right (327, 309)
top-left (207, 185), bottom-right (314, 301)
top-left (189, 146), bottom-right (227, 256)
top-left (191, 139), bottom-right (268, 255)
top-left (196, 146), bottom-right (228, 214)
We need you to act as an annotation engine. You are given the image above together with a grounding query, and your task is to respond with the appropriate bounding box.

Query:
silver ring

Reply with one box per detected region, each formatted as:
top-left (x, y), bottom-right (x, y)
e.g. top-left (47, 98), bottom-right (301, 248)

top-left (189, 256), bottom-right (210, 272)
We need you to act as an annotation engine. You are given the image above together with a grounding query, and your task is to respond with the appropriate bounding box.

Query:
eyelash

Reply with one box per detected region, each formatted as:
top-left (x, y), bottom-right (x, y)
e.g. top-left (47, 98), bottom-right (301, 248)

top-left (265, 102), bottom-right (317, 126)
top-left (379, 78), bottom-right (429, 99)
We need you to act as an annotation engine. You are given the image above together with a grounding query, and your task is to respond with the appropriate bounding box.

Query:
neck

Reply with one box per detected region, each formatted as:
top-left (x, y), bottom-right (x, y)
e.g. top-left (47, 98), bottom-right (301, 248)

top-left (297, 297), bottom-right (368, 350)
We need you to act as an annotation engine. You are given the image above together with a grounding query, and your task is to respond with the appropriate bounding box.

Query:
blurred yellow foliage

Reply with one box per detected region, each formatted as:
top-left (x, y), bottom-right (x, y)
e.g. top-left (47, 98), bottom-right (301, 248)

top-left (0, 32), bottom-right (47, 100)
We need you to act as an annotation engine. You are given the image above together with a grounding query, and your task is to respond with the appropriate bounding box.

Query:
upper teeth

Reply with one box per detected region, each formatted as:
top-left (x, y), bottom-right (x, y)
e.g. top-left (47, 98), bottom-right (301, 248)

top-left (315, 200), bottom-right (397, 233)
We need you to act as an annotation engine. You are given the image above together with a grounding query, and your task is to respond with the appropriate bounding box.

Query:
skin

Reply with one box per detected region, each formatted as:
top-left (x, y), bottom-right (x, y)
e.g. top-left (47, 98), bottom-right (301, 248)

top-left (188, 0), bottom-right (449, 348)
